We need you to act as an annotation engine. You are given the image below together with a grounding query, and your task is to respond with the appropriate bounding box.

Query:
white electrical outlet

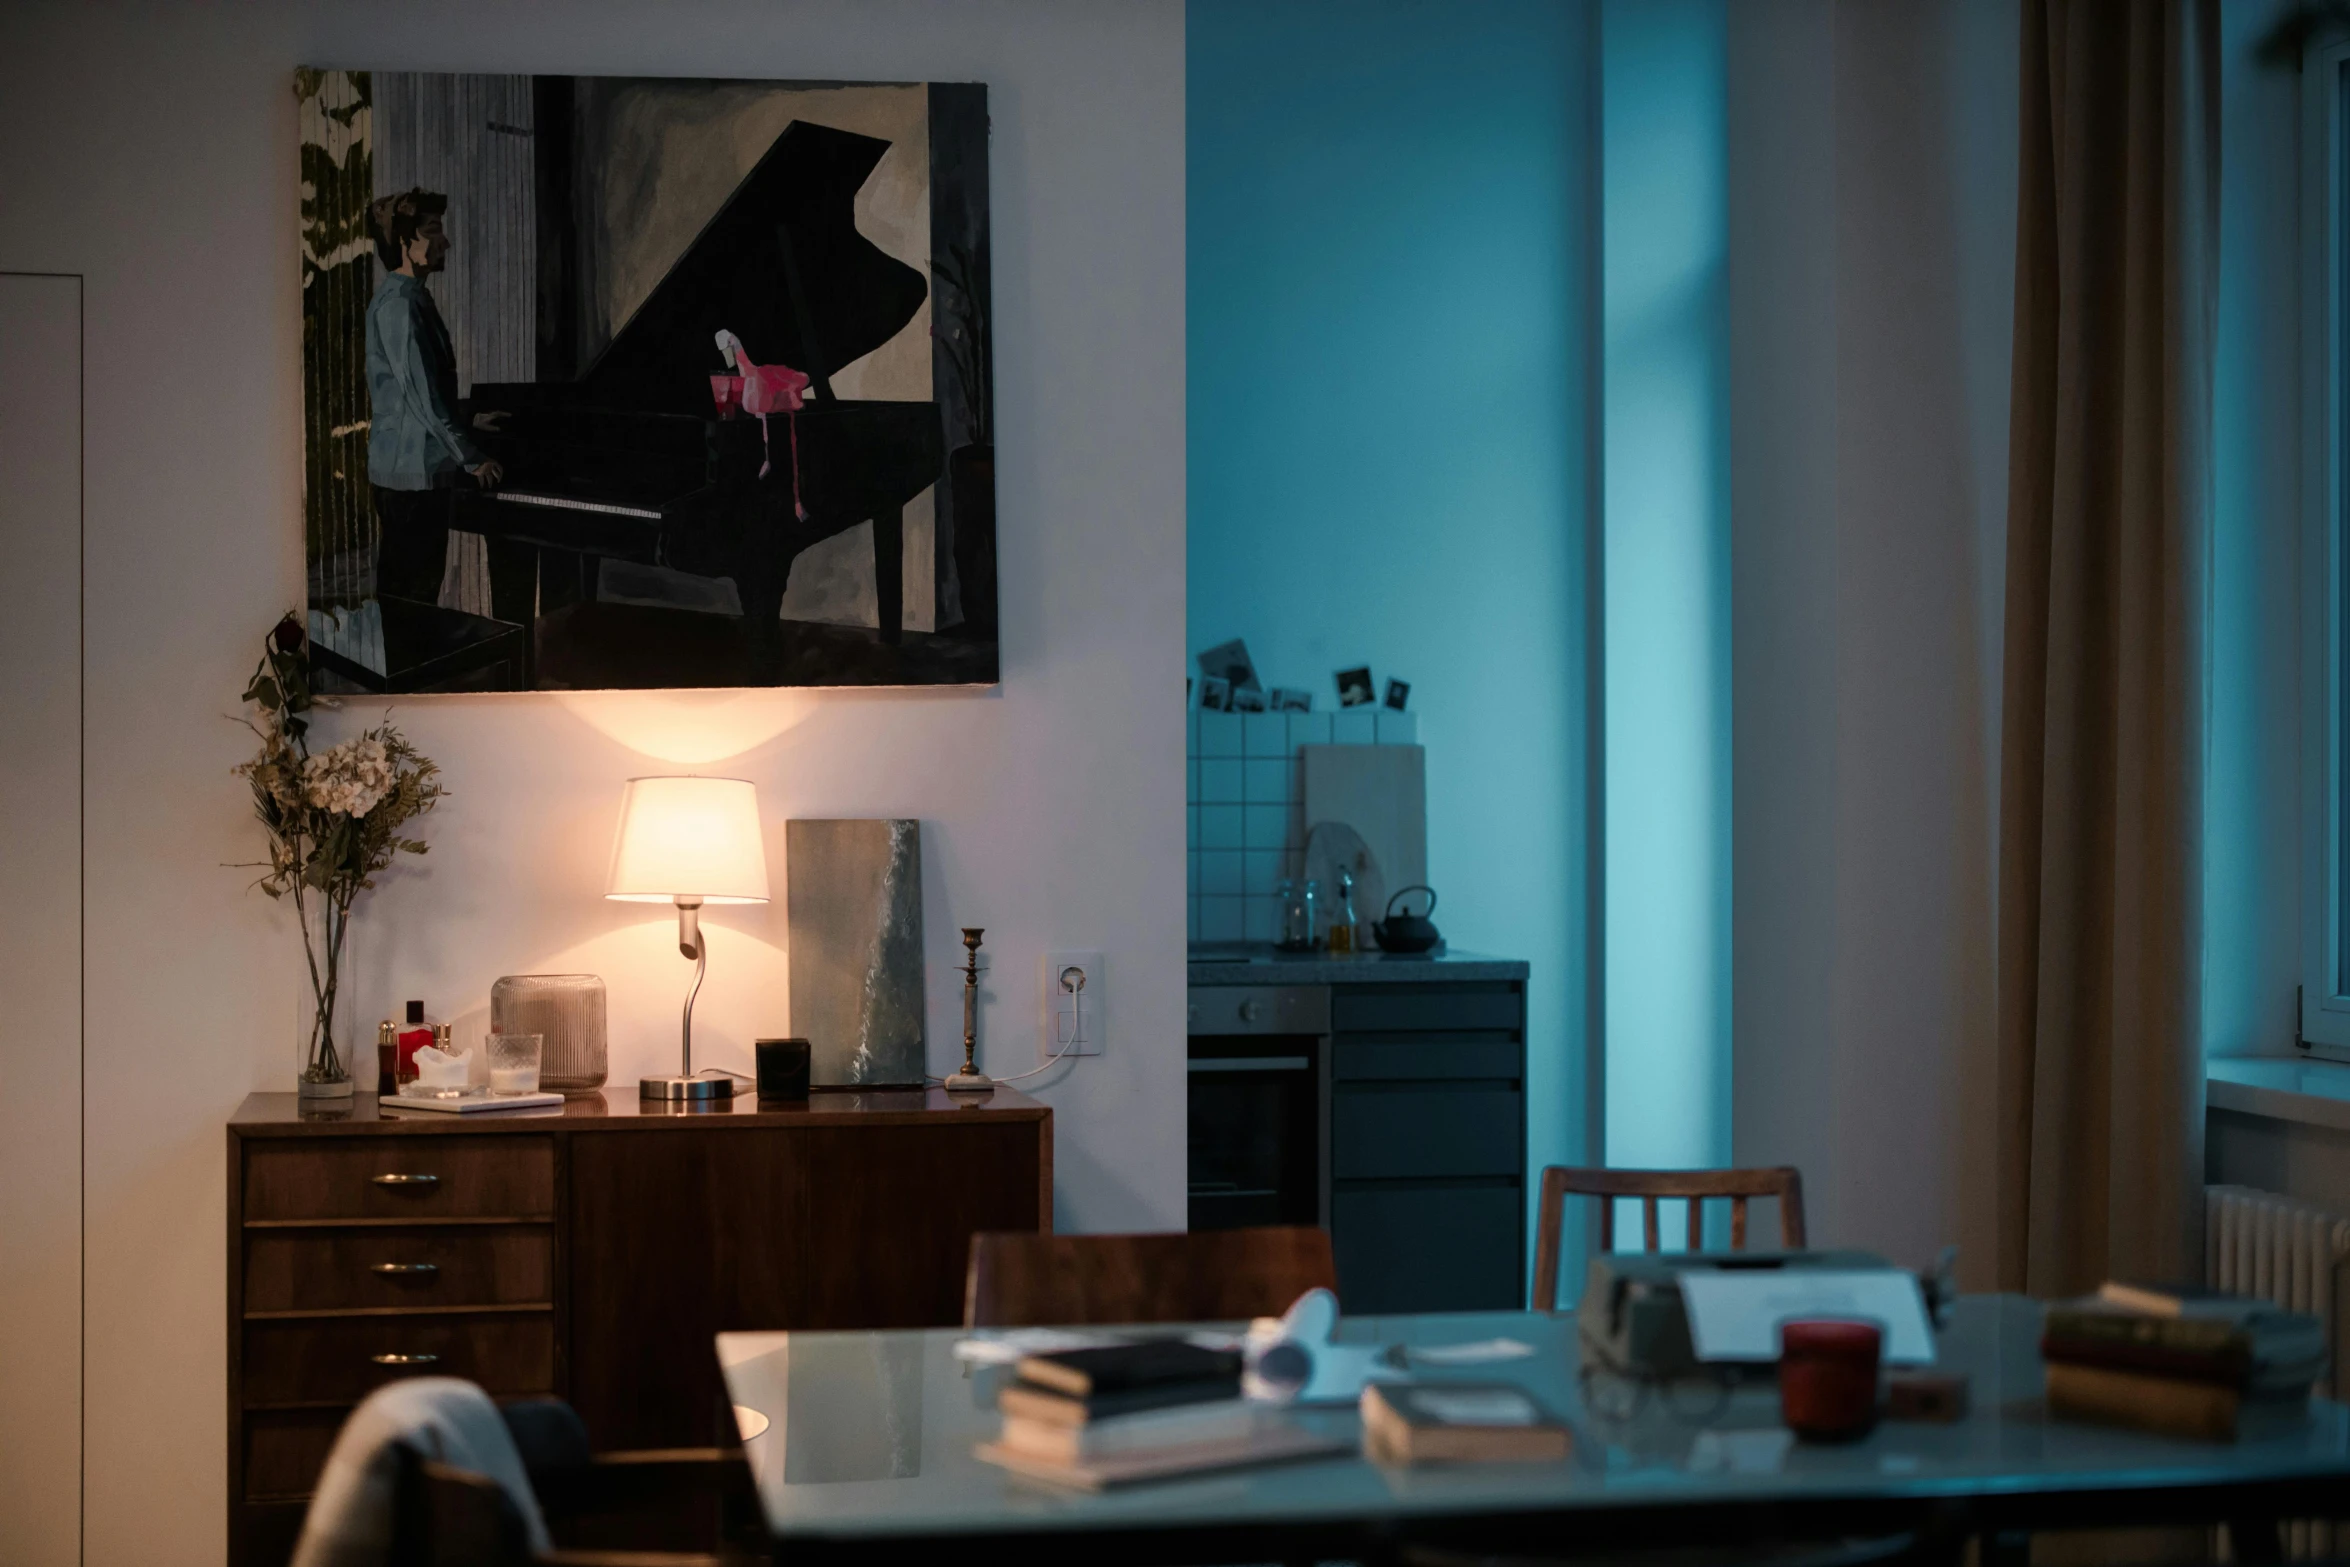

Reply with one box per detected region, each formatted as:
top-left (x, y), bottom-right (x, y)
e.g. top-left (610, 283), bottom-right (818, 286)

top-left (1043, 951), bottom-right (1105, 1059)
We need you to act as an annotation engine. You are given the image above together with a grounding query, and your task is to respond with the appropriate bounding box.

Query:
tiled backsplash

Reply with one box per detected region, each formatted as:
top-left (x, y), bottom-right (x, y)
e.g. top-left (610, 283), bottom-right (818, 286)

top-left (1187, 707), bottom-right (1420, 942)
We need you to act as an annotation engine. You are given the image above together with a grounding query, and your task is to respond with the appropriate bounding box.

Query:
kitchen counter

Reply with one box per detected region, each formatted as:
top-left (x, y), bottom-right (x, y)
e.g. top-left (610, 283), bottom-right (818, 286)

top-left (1187, 942), bottom-right (1530, 986)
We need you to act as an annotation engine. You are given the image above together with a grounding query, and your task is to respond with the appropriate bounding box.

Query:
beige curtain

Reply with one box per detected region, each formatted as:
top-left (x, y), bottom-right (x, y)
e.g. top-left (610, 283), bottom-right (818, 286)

top-left (1993, 0), bottom-right (2217, 1300)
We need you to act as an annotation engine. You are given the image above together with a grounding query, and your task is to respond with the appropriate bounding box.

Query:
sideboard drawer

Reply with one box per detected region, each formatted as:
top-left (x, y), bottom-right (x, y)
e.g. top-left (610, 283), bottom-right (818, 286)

top-left (243, 1136), bottom-right (555, 1223)
top-left (243, 1312), bottom-right (555, 1405)
top-left (244, 1225), bottom-right (553, 1313)
top-left (243, 1409), bottom-right (345, 1501)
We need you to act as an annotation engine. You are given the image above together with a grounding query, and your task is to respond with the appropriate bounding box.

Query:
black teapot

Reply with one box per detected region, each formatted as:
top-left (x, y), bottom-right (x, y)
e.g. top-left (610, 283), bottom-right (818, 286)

top-left (1371, 886), bottom-right (1442, 954)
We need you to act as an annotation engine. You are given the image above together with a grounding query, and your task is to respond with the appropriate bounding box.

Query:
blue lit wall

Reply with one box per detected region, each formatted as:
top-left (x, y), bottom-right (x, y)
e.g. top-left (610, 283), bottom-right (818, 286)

top-left (2205, 0), bottom-right (2301, 1059)
top-left (1600, 0), bottom-right (1732, 1179)
top-left (1187, 0), bottom-right (1596, 1280)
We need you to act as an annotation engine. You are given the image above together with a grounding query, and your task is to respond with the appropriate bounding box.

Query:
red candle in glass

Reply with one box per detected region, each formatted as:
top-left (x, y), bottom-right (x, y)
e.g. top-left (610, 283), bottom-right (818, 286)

top-left (1779, 1318), bottom-right (1882, 1441)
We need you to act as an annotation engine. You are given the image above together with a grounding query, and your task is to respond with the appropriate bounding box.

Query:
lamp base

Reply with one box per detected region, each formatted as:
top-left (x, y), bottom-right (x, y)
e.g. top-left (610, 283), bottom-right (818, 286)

top-left (640, 1074), bottom-right (734, 1102)
top-left (942, 1072), bottom-right (994, 1094)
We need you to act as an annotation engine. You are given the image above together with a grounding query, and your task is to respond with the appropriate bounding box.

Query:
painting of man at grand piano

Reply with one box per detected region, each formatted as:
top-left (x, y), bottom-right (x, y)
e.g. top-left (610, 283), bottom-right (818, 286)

top-left (296, 70), bottom-right (997, 692)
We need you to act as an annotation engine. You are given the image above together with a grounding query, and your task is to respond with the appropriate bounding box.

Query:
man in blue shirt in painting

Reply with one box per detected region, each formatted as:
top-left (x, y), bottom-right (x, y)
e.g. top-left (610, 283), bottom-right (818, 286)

top-left (365, 187), bottom-right (502, 605)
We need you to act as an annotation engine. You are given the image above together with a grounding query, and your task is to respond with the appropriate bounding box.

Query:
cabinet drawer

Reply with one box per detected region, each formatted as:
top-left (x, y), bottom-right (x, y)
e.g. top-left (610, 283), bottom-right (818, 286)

top-left (1332, 1083), bottom-right (1522, 1180)
top-left (244, 1313), bottom-right (554, 1405)
top-left (243, 1409), bottom-right (345, 1501)
top-left (1332, 984), bottom-right (1522, 1034)
top-left (1334, 1035), bottom-right (1523, 1082)
top-left (244, 1136), bottom-right (554, 1223)
top-left (1333, 1183), bottom-right (1523, 1313)
top-left (245, 1225), bottom-right (553, 1314)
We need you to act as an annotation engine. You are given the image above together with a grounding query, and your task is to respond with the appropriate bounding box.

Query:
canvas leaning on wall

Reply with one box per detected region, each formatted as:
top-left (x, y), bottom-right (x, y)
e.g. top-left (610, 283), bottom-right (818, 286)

top-left (296, 70), bottom-right (998, 694)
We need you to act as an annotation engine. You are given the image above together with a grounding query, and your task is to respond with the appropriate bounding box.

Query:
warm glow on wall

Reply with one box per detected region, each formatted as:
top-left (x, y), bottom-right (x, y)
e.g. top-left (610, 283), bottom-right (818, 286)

top-left (559, 689), bottom-right (815, 766)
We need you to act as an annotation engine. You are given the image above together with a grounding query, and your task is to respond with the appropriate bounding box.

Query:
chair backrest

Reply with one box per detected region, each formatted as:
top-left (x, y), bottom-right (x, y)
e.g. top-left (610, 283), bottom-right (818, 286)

top-left (391, 1444), bottom-right (532, 1567)
top-left (964, 1226), bottom-right (1337, 1327)
top-left (1530, 1166), bottom-right (1808, 1312)
top-left (383, 1405), bottom-right (737, 1567)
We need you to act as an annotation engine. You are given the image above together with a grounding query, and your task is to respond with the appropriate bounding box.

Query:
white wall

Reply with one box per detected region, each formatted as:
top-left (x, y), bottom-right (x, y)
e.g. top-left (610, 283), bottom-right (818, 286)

top-left (0, 4), bottom-right (1186, 1561)
top-left (0, 273), bottom-right (85, 1567)
top-left (1601, 0), bottom-right (1735, 1185)
top-left (1726, 0), bottom-right (2309, 1273)
top-left (1184, 0), bottom-right (1596, 1287)
top-left (1727, 0), bottom-right (2016, 1277)
top-left (2206, 0), bottom-right (2303, 1063)
top-left (1725, 0), bottom-right (1838, 1247)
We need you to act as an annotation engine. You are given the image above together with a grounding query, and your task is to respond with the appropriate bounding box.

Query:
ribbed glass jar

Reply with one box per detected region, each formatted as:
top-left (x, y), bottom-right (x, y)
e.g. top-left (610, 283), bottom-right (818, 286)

top-left (489, 974), bottom-right (607, 1096)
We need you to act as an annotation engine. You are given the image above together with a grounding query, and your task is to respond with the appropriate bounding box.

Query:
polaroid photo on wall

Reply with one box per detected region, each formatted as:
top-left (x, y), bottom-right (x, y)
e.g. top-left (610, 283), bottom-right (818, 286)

top-left (1384, 679), bottom-right (1410, 712)
top-left (1196, 638), bottom-right (1263, 698)
top-left (1336, 667), bottom-right (1375, 708)
top-left (1271, 687), bottom-right (1313, 712)
top-left (1200, 676), bottom-right (1232, 711)
top-left (1232, 684), bottom-right (1270, 713)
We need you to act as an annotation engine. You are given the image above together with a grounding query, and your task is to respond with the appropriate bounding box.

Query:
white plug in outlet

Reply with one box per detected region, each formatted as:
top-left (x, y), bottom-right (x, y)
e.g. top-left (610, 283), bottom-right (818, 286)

top-left (1043, 951), bottom-right (1104, 1059)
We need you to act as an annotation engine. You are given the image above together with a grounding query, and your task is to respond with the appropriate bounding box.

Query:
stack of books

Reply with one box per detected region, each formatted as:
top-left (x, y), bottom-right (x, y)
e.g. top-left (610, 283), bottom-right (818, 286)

top-left (2041, 1281), bottom-right (2326, 1442)
top-left (974, 1339), bottom-right (1345, 1488)
top-left (1360, 1381), bottom-right (1574, 1464)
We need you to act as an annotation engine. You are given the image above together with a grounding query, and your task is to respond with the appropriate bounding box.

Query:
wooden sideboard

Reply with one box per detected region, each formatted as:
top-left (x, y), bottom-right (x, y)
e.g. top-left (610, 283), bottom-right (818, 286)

top-left (227, 1086), bottom-right (1051, 1566)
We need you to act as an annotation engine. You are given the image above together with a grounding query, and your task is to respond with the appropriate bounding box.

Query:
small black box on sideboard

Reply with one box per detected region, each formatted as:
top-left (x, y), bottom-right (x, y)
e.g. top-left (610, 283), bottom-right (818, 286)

top-left (756, 1037), bottom-right (811, 1100)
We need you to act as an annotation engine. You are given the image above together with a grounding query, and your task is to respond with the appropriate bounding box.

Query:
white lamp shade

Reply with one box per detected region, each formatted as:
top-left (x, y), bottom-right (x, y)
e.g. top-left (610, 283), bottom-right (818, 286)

top-left (604, 776), bottom-right (770, 904)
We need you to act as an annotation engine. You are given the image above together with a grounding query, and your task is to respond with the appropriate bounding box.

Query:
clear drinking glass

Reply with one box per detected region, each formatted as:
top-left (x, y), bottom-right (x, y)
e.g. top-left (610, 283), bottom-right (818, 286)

top-left (488, 1032), bottom-right (543, 1096)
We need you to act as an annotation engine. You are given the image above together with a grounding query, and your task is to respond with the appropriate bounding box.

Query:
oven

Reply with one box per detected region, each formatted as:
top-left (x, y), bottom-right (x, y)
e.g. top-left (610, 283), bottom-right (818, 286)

top-left (1186, 985), bottom-right (1329, 1232)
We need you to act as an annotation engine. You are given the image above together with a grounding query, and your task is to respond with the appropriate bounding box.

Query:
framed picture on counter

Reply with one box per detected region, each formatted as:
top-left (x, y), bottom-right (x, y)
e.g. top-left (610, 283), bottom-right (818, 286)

top-left (295, 69), bottom-right (997, 694)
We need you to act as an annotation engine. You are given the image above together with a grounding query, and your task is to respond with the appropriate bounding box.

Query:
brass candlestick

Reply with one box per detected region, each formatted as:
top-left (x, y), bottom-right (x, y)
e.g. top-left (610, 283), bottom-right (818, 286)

top-left (944, 927), bottom-right (993, 1093)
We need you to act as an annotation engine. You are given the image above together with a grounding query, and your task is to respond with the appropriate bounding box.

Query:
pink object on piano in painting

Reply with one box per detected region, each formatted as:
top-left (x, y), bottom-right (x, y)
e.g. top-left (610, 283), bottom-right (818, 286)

top-left (713, 330), bottom-right (812, 502)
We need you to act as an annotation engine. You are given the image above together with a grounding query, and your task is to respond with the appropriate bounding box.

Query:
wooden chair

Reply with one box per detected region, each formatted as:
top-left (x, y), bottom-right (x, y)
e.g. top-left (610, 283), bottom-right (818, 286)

top-left (1531, 1166), bottom-right (1808, 1313)
top-left (381, 1397), bottom-right (765, 1566)
top-left (396, 1453), bottom-right (755, 1566)
top-left (963, 1226), bottom-right (1337, 1327)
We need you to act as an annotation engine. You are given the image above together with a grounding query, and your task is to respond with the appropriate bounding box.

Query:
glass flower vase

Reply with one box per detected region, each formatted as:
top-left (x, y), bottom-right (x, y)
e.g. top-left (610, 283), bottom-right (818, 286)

top-left (295, 898), bottom-right (356, 1099)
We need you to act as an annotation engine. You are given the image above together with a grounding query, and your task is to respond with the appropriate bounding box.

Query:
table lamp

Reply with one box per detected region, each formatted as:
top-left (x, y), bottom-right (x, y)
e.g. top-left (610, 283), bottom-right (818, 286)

top-left (605, 776), bottom-right (770, 1100)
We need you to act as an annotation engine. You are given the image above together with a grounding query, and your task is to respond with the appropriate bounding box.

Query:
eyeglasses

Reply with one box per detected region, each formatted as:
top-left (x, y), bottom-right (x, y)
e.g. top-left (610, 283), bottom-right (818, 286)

top-left (1577, 1361), bottom-right (1740, 1426)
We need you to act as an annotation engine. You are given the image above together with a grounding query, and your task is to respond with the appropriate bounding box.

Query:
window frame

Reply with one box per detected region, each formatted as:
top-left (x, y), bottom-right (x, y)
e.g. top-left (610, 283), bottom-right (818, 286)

top-left (2301, 33), bottom-right (2350, 1054)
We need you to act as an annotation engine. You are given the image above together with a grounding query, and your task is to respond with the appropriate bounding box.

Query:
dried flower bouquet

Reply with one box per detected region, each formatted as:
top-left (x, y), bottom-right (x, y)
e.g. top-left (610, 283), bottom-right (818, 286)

top-left (235, 615), bottom-right (444, 1090)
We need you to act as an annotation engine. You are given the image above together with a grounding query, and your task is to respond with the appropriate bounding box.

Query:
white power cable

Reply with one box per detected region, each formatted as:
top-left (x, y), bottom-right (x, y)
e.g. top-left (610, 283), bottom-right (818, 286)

top-left (994, 965), bottom-right (1086, 1084)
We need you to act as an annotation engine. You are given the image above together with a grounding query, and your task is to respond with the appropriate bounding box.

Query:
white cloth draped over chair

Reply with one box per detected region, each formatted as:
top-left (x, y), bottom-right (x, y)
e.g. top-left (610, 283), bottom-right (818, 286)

top-left (290, 1377), bottom-right (551, 1567)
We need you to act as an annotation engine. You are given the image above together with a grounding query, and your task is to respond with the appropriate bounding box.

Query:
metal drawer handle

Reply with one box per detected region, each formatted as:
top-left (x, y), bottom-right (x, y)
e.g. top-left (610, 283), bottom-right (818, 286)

top-left (371, 1352), bottom-right (440, 1366)
top-left (370, 1262), bottom-right (439, 1276)
top-left (371, 1173), bottom-right (440, 1188)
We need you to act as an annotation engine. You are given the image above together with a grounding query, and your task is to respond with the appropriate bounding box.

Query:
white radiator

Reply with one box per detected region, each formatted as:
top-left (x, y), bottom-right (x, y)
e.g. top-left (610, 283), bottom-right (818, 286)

top-left (2205, 1184), bottom-right (2350, 1343)
top-left (2205, 1186), bottom-right (2350, 1563)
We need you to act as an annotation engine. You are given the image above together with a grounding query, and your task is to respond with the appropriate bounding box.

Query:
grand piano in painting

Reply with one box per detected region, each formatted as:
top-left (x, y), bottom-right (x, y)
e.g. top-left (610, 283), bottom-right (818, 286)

top-left (457, 118), bottom-right (945, 682)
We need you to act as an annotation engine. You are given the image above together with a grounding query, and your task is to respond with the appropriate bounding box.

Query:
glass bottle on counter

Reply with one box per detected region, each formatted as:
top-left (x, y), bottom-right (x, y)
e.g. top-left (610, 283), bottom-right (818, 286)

top-left (1275, 879), bottom-right (1310, 951)
top-left (1327, 868), bottom-right (1359, 955)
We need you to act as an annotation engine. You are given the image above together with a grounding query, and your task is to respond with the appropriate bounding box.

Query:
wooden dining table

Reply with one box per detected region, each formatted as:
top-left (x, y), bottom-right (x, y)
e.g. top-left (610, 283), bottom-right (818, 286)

top-left (715, 1296), bottom-right (2350, 1566)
